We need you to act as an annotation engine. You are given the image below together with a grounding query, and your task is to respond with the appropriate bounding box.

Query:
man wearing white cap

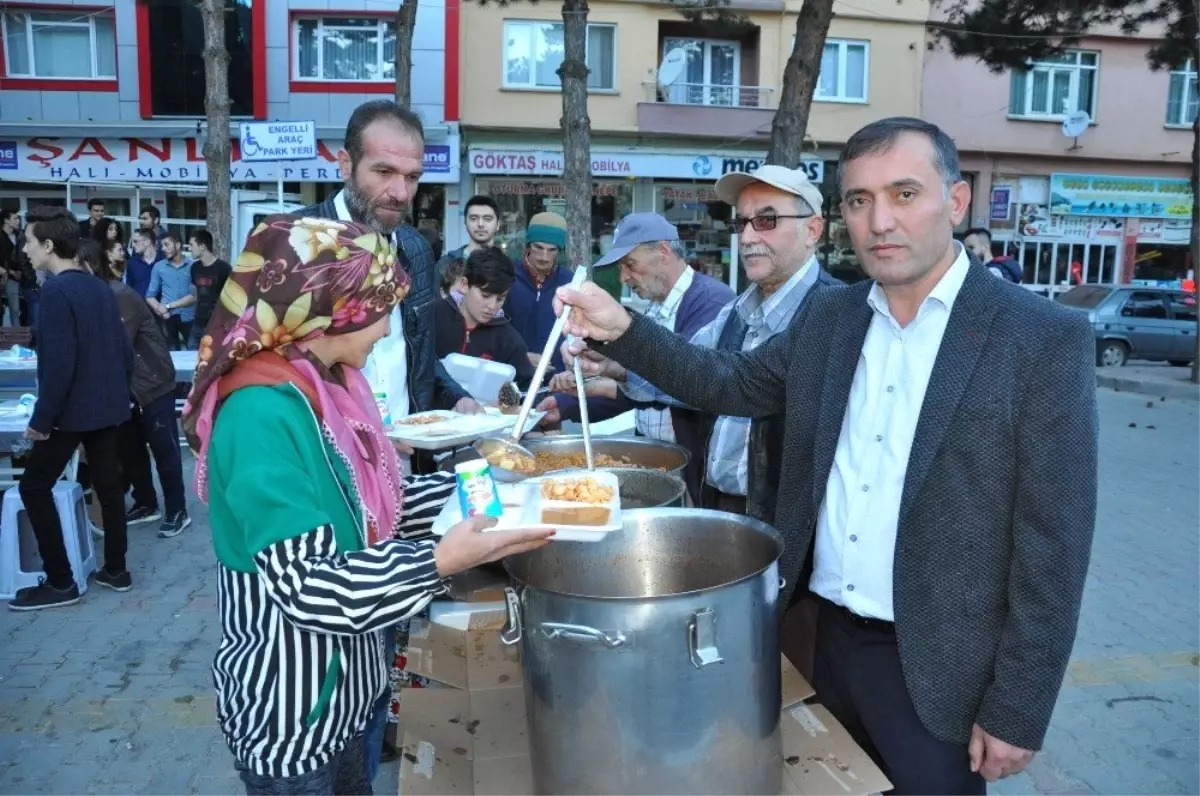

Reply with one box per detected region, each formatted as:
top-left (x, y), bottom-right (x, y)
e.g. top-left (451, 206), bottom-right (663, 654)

top-left (614, 166), bottom-right (837, 517)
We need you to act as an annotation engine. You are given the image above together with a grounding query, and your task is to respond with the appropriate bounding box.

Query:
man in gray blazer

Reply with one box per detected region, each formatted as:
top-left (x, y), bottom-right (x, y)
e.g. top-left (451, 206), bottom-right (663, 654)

top-left (557, 117), bottom-right (1099, 794)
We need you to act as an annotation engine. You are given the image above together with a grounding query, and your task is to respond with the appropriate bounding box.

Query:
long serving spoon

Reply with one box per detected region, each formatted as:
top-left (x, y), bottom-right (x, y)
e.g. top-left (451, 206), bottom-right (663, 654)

top-left (474, 267), bottom-right (589, 466)
top-left (570, 334), bottom-right (595, 471)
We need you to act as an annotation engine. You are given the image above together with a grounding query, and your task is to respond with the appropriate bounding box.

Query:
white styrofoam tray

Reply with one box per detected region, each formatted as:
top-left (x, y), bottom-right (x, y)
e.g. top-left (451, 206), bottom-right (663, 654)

top-left (482, 407), bottom-right (545, 436)
top-left (430, 471), bottom-right (622, 543)
top-left (387, 410), bottom-right (546, 450)
top-left (386, 411), bottom-right (509, 450)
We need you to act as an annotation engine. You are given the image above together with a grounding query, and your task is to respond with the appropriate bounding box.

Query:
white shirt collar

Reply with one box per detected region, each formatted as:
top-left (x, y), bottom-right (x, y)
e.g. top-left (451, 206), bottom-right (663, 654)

top-left (654, 265), bottom-right (695, 318)
top-left (866, 243), bottom-right (970, 322)
top-left (333, 190), bottom-right (352, 223)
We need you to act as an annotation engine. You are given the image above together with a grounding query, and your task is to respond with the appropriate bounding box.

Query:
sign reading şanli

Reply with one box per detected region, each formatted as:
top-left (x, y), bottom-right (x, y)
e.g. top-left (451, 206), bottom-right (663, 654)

top-left (240, 122), bottom-right (317, 163)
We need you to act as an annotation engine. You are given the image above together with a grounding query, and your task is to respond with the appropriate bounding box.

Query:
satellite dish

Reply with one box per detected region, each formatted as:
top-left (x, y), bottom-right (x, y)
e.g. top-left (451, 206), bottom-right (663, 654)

top-left (1062, 111), bottom-right (1091, 139)
top-left (657, 48), bottom-right (688, 91)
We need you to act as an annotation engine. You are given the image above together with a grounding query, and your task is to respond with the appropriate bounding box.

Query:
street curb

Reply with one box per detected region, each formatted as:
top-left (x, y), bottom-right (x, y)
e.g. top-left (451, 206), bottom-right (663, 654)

top-left (1096, 373), bottom-right (1200, 400)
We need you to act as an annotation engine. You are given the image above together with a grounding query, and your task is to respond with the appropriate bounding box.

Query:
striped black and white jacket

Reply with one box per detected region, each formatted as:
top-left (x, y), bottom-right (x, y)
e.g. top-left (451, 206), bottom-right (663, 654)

top-left (213, 471), bottom-right (457, 778)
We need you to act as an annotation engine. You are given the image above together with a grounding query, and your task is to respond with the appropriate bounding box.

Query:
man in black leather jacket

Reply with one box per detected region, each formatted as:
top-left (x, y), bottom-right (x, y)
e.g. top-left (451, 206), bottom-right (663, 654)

top-left (297, 100), bottom-right (472, 417)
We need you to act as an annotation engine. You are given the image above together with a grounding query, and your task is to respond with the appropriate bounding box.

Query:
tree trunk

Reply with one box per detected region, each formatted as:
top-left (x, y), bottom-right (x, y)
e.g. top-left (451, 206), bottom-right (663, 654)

top-left (559, 0), bottom-right (593, 276)
top-left (199, 0), bottom-right (232, 261)
top-left (395, 0), bottom-right (417, 106)
top-left (769, 0), bottom-right (835, 168)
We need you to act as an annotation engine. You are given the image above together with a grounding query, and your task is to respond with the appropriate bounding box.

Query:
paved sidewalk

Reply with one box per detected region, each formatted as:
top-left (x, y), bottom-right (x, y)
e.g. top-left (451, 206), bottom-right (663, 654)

top-left (1097, 362), bottom-right (1199, 400)
top-left (0, 387), bottom-right (1196, 795)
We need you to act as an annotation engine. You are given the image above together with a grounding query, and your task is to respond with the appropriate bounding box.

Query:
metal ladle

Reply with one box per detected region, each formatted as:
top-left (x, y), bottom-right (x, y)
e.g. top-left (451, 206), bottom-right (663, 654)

top-left (475, 267), bottom-right (589, 466)
top-left (570, 334), bottom-right (595, 471)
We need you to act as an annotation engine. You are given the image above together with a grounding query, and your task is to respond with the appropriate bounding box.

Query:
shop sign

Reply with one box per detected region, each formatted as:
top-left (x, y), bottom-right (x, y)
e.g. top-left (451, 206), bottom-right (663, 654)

top-left (989, 186), bottom-right (1011, 221)
top-left (0, 141), bottom-right (16, 171)
top-left (1016, 204), bottom-right (1060, 238)
top-left (710, 155), bottom-right (824, 184)
top-left (469, 148), bottom-right (825, 183)
top-left (423, 145), bottom-right (453, 175)
top-left (1136, 219), bottom-right (1192, 244)
top-left (486, 180), bottom-right (623, 198)
top-left (660, 186), bottom-right (719, 203)
top-left (4, 136), bottom-right (460, 184)
top-left (1018, 205), bottom-right (1130, 240)
top-left (239, 121), bottom-right (316, 163)
top-left (1050, 173), bottom-right (1193, 220)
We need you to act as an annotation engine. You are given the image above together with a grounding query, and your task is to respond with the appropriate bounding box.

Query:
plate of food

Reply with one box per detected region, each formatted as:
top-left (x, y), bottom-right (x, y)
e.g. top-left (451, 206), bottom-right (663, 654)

top-left (387, 411), bottom-right (512, 450)
top-left (430, 470), bottom-right (622, 542)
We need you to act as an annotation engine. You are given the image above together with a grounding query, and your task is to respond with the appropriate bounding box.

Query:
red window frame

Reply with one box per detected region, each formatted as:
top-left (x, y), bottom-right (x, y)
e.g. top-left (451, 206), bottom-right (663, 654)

top-left (135, 0), bottom-right (266, 120)
top-left (0, 3), bottom-right (120, 92)
top-left (286, 3), bottom-right (460, 120)
top-left (287, 10), bottom-right (403, 94)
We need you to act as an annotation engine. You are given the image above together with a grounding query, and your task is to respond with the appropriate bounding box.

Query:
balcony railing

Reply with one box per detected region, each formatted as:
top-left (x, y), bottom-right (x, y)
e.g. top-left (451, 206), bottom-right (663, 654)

top-left (643, 81), bottom-right (773, 109)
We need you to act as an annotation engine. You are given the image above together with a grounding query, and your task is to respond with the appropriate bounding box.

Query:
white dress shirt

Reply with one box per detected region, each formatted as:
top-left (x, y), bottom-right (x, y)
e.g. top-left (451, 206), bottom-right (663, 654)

top-left (808, 246), bottom-right (970, 621)
top-left (333, 191), bottom-right (411, 464)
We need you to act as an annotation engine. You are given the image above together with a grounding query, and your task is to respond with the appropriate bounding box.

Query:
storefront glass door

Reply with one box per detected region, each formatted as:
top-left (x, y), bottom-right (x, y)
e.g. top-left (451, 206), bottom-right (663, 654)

top-left (1015, 239), bottom-right (1120, 296)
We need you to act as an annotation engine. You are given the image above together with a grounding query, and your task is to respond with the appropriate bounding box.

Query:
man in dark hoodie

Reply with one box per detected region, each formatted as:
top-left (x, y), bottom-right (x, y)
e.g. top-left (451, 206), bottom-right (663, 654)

top-left (434, 246), bottom-right (535, 387)
top-left (964, 227), bottom-right (1021, 282)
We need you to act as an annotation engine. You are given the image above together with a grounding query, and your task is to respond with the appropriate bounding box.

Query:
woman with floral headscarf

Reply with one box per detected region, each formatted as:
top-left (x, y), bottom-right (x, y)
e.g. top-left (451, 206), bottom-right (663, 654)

top-left (182, 216), bottom-right (552, 794)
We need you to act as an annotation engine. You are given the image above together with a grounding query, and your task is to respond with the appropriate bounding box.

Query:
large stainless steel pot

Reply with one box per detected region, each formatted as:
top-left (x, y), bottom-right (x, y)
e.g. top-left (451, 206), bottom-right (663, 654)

top-left (502, 508), bottom-right (784, 795)
top-left (440, 435), bottom-right (691, 483)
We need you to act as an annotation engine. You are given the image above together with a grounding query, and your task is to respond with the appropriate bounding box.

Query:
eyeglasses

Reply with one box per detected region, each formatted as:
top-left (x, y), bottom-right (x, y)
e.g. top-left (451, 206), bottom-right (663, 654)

top-left (732, 214), bottom-right (811, 234)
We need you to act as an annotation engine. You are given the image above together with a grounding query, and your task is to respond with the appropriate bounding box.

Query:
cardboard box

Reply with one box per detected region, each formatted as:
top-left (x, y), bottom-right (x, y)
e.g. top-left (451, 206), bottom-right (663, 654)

top-left (398, 601), bottom-right (890, 796)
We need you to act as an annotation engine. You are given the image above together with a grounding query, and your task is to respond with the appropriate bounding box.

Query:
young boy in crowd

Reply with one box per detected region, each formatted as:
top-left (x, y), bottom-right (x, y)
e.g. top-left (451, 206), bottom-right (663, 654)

top-left (186, 228), bottom-right (231, 349)
top-left (434, 247), bottom-right (535, 388)
top-left (9, 207), bottom-right (134, 611)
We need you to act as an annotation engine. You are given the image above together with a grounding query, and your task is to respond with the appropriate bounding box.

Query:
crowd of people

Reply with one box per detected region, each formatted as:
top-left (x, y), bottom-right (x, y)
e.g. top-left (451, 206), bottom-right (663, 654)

top-left (4, 98), bottom-right (1100, 796)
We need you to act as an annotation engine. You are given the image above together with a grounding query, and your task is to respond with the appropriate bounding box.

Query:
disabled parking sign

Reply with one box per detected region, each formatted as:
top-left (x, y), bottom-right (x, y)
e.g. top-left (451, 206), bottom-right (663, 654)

top-left (239, 121), bottom-right (317, 163)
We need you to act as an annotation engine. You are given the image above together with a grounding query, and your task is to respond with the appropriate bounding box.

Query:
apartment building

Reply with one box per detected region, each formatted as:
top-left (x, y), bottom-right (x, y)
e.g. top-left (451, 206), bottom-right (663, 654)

top-left (923, 19), bottom-right (1196, 292)
top-left (453, 0), bottom-right (928, 288)
top-left (0, 0), bottom-right (460, 251)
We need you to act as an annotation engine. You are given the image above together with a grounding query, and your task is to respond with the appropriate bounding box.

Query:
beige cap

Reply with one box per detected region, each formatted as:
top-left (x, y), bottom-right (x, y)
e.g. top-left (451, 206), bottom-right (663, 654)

top-left (715, 164), bottom-right (825, 215)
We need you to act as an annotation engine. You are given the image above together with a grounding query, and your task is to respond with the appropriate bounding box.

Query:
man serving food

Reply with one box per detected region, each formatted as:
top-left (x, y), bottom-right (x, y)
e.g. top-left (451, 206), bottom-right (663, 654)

top-left (554, 118), bottom-right (1098, 795)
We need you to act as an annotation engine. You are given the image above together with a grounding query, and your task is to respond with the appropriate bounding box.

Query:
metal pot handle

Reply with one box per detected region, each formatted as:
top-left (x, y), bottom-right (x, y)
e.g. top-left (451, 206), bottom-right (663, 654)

top-left (688, 607), bottom-right (725, 668)
top-left (539, 623), bottom-right (627, 649)
top-left (500, 587), bottom-right (522, 646)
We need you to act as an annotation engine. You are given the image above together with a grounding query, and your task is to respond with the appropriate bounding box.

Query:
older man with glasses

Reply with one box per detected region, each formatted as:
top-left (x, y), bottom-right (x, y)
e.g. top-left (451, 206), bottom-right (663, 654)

top-left (565, 167), bottom-right (838, 514)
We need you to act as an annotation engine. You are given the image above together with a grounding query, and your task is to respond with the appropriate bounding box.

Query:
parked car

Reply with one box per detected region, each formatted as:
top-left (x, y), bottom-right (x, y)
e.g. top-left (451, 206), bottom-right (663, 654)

top-left (1056, 285), bottom-right (1198, 368)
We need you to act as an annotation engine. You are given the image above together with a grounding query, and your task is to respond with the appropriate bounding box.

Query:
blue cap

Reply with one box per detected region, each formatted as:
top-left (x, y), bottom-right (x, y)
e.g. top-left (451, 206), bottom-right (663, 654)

top-left (593, 212), bottom-right (679, 268)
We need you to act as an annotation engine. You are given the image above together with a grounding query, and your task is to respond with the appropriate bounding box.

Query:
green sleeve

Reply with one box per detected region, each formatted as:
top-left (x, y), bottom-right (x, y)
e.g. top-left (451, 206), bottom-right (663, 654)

top-left (209, 387), bottom-right (336, 562)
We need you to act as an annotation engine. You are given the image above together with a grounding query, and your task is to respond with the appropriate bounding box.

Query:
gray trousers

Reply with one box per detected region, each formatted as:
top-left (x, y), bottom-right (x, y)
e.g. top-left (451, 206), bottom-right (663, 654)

top-left (4, 279), bottom-right (20, 326)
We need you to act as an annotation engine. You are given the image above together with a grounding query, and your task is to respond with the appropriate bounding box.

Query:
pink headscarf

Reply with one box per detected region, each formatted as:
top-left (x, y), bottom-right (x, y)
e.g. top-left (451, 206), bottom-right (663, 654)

top-left (182, 214), bottom-right (408, 544)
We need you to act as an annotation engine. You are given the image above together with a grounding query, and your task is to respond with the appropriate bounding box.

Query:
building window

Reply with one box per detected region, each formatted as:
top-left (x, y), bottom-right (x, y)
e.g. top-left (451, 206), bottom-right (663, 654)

top-left (503, 20), bottom-right (615, 91)
top-left (1166, 60), bottom-right (1198, 127)
top-left (294, 17), bottom-right (395, 82)
top-left (815, 39), bottom-right (868, 103)
top-left (1, 9), bottom-right (116, 79)
top-left (661, 38), bottom-right (741, 106)
top-left (1009, 51), bottom-right (1098, 120)
top-left (147, 0), bottom-right (254, 117)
